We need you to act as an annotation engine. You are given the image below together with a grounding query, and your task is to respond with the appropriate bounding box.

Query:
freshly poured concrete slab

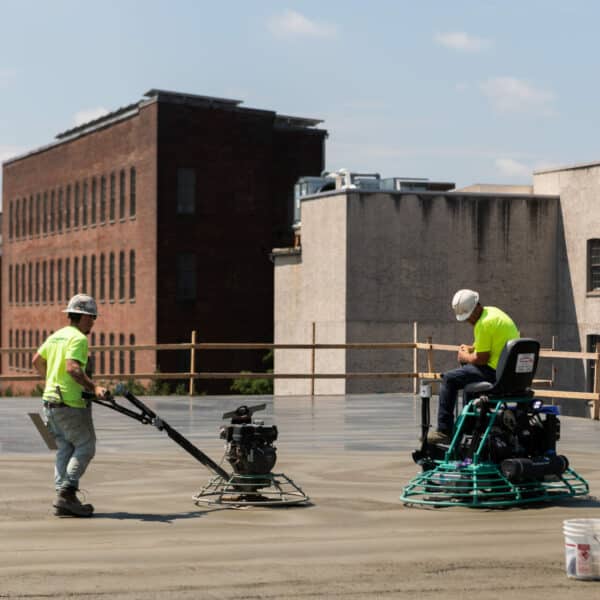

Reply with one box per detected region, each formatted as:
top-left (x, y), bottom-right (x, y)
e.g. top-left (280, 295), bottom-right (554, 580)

top-left (1, 393), bottom-right (599, 599)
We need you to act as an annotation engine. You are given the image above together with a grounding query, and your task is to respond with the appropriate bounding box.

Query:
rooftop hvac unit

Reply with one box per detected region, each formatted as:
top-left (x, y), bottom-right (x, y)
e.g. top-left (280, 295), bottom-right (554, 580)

top-left (380, 177), bottom-right (430, 192)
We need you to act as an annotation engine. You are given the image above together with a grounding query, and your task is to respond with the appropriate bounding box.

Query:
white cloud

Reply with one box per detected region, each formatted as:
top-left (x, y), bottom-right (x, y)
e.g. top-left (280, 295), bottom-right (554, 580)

top-left (434, 31), bottom-right (490, 52)
top-left (268, 10), bottom-right (338, 38)
top-left (73, 107), bottom-right (110, 126)
top-left (480, 77), bottom-right (556, 115)
top-left (495, 158), bottom-right (531, 177)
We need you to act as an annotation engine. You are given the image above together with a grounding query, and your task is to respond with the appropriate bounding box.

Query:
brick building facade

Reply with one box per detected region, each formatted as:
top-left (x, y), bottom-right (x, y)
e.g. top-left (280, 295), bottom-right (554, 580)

top-left (1, 89), bottom-right (326, 392)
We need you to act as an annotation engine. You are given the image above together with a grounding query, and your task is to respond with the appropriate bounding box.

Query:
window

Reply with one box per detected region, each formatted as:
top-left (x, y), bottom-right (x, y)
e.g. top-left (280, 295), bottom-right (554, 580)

top-left (91, 178), bottom-right (97, 225)
top-left (177, 168), bottom-right (196, 214)
top-left (119, 333), bottom-right (125, 374)
top-left (50, 191), bottom-right (55, 233)
top-left (109, 333), bottom-right (115, 374)
top-left (9, 200), bottom-right (13, 240)
top-left (130, 167), bottom-right (136, 217)
top-left (21, 197), bottom-right (26, 237)
top-left (99, 253), bottom-right (105, 301)
top-left (109, 252), bottom-right (115, 301)
top-left (9, 330), bottom-right (12, 368)
top-left (65, 257), bottom-right (70, 300)
top-left (100, 176), bottom-right (106, 223)
top-left (129, 334), bottom-right (136, 373)
top-left (74, 257), bottom-right (79, 294)
top-left (36, 194), bottom-right (41, 235)
top-left (119, 170), bottom-right (126, 220)
top-left (176, 253), bottom-right (196, 300)
top-left (43, 192), bottom-right (48, 234)
top-left (65, 185), bottom-right (71, 229)
top-left (589, 239), bottom-right (600, 292)
top-left (42, 261), bottom-right (47, 303)
top-left (28, 195), bottom-right (33, 236)
top-left (109, 172), bottom-right (116, 221)
top-left (82, 180), bottom-right (88, 227)
top-left (21, 264), bottom-right (25, 304)
top-left (74, 183), bottom-right (80, 228)
top-left (15, 199), bottom-right (19, 239)
top-left (57, 259), bottom-right (63, 303)
top-left (35, 262), bottom-right (39, 303)
top-left (57, 188), bottom-right (63, 232)
top-left (9, 265), bottom-right (13, 304)
top-left (82, 255), bottom-right (88, 293)
top-left (28, 263), bottom-right (32, 304)
top-left (15, 265), bottom-right (19, 304)
top-left (49, 260), bottom-right (55, 303)
top-left (129, 250), bottom-right (135, 300)
top-left (119, 251), bottom-right (125, 301)
top-left (100, 333), bottom-right (105, 374)
top-left (91, 255), bottom-right (97, 298)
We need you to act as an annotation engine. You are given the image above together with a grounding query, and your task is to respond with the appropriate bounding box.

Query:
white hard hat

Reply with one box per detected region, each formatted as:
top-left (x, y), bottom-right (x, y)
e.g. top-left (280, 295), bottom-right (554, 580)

top-left (63, 293), bottom-right (98, 317)
top-left (452, 289), bottom-right (479, 322)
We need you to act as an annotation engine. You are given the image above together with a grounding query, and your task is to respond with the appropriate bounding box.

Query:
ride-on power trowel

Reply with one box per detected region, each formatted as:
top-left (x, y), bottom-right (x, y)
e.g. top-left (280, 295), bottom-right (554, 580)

top-left (92, 385), bottom-right (309, 507)
top-left (401, 338), bottom-right (589, 507)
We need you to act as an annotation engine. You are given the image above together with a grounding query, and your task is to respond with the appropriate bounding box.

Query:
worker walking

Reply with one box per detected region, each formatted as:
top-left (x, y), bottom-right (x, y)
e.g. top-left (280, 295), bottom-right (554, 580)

top-left (32, 294), bottom-right (109, 517)
top-left (428, 289), bottom-right (520, 445)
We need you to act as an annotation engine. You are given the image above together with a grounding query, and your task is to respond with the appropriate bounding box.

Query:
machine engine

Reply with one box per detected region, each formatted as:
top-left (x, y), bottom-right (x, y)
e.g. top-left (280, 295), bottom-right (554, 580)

top-left (220, 405), bottom-right (278, 476)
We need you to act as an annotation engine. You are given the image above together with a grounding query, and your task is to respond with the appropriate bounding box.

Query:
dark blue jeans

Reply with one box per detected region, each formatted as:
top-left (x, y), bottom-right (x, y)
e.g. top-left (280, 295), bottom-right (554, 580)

top-left (437, 364), bottom-right (496, 432)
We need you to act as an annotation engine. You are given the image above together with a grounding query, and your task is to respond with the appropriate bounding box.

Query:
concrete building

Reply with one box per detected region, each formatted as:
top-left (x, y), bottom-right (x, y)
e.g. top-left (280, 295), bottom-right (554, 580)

top-left (1, 89), bottom-right (326, 392)
top-left (273, 173), bottom-right (587, 412)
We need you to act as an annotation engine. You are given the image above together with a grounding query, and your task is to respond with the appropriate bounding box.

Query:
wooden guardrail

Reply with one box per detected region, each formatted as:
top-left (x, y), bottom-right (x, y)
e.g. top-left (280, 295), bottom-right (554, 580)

top-left (2, 330), bottom-right (599, 419)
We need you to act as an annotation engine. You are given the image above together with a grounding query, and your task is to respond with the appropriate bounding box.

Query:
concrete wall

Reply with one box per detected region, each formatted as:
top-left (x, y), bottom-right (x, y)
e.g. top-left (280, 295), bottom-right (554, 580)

top-left (274, 192), bottom-right (347, 395)
top-left (274, 189), bottom-right (576, 400)
top-left (534, 165), bottom-right (600, 392)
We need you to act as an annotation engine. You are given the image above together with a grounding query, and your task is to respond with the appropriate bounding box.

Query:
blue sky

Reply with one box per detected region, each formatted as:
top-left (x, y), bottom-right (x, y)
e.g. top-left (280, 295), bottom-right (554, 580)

top-left (2, 0), bottom-right (600, 199)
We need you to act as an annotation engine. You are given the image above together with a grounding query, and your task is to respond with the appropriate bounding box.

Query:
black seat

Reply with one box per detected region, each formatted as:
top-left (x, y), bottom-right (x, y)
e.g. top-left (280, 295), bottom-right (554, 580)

top-left (463, 338), bottom-right (540, 398)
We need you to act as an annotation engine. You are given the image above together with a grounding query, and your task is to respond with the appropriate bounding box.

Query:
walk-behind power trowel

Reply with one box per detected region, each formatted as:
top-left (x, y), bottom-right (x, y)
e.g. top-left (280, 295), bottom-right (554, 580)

top-left (93, 385), bottom-right (309, 507)
top-left (401, 338), bottom-right (589, 508)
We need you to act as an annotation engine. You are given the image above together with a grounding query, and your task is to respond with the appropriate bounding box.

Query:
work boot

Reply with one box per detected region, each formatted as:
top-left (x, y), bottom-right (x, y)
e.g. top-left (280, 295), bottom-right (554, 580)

top-left (53, 487), bottom-right (94, 518)
top-left (427, 429), bottom-right (451, 445)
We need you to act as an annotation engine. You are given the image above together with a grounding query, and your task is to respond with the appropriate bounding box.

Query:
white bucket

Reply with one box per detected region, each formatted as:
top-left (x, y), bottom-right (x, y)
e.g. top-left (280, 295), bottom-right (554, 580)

top-left (563, 519), bottom-right (600, 580)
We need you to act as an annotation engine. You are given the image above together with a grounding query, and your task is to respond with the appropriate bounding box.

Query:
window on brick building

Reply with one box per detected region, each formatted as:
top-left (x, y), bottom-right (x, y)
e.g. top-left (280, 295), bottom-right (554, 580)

top-left (74, 183), bottom-right (80, 228)
top-left (9, 200), bottom-right (13, 240)
top-left (91, 178), bottom-right (97, 225)
top-left (100, 333), bottom-right (105, 374)
top-left (109, 252), bottom-right (115, 301)
top-left (28, 195), bottom-right (33, 236)
top-left (57, 259), bottom-right (63, 303)
top-left (588, 239), bottom-right (600, 292)
top-left (57, 188), bottom-right (63, 232)
top-left (177, 168), bottom-right (196, 214)
top-left (21, 197), bottom-right (26, 237)
top-left (50, 191), bottom-right (55, 233)
top-left (176, 253), bottom-right (196, 301)
top-left (21, 330), bottom-right (26, 368)
top-left (91, 255), bottom-right (97, 298)
top-left (9, 265), bottom-right (13, 304)
top-left (119, 251), bottom-right (125, 301)
top-left (14, 199), bottom-right (19, 239)
top-left (15, 265), bottom-right (20, 304)
top-left (130, 167), bottom-right (136, 217)
top-left (49, 260), bottom-right (54, 303)
top-left (129, 250), bottom-right (135, 300)
top-left (65, 257), bottom-right (70, 300)
top-left (129, 334), bottom-right (136, 373)
top-left (119, 333), bottom-right (125, 374)
top-left (36, 194), bottom-right (41, 236)
top-left (65, 185), bottom-right (71, 229)
top-left (110, 172), bottom-right (116, 222)
top-left (100, 176), bottom-right (106, 223)
top-left (8, 330), bottom-right (12, 368)
top-left (74, 257), bottom-right (79, 294)
top-left (35, 262), bottom-right (39, 303)
top-left (100, 253), bottom-right (106, 301)
top-left (82, 181), bottom-right (88, 227)
top-left (82, 256), bottom-right (88, 294)
top-left (109, 333), bottom-right (115, 374)
top-left (28, 263), bottom-right (32, 304)
top-left (42, 261), bottom-right (47, 303)
top-left (119, 170), bottom-right (126, 220)
top-left (43, 192), bottom-right (48, 234)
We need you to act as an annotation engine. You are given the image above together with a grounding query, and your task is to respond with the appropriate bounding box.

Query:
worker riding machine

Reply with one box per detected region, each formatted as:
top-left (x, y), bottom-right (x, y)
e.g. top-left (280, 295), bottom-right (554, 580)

top-left (401, 338), bottom-right (589, 507)
top-left (93, 385), bottom-right (309, 506)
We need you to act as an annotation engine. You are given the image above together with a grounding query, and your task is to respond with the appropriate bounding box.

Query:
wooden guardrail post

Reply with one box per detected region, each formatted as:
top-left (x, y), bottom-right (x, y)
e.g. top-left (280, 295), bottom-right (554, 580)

top-left (310, 322), bottom-right (316, 397)
top-left (593, 342), bottom-right (600, 420)
top-left (426, 336), bottom-right (433, 374)
top-left (189, 330), bottom-right (197, 396)
top-left (413, 321), bottom-right (418, 394)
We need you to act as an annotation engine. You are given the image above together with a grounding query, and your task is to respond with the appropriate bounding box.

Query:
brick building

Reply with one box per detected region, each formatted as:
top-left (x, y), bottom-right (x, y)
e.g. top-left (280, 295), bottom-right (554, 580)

top-left (1, 89), bottom-right (327, 392)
